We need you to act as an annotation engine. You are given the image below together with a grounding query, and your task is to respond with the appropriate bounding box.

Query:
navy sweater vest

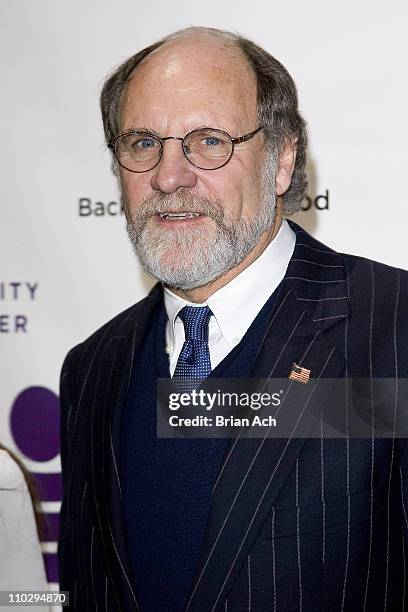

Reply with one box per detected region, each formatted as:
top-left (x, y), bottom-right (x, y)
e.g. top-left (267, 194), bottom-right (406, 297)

top-left (120, 285), bottom-right (280, 611)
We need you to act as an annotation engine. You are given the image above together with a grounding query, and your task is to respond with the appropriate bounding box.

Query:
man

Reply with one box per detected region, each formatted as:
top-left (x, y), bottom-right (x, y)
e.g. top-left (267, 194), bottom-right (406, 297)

top-left (58, 27), bottom-right (408, 611)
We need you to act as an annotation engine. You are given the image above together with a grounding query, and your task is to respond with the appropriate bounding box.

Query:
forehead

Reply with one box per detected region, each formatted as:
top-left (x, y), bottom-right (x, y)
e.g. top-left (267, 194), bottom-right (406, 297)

top-left (119, 36), bottom-right (258, 134)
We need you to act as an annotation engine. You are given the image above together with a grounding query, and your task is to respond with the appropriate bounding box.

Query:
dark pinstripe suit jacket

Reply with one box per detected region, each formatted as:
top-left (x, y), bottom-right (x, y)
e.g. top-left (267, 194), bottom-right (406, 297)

top-left (58, 221), bottom-right (408, 611)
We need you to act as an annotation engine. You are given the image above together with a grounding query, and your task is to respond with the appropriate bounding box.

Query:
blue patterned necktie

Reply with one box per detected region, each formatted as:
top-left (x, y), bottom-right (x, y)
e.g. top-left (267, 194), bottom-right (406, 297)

top-left (173, 305), bottom-right (213, 380)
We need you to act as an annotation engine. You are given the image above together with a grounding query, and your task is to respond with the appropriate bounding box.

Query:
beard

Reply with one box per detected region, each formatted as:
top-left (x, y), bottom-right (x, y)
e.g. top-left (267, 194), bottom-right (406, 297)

top-left (124, 157), bottom-right (277, 290)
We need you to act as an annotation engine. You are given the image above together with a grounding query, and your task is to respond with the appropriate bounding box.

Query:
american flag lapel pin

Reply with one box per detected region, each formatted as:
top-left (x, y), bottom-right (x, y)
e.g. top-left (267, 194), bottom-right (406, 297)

top-left (289, 363), bottom-right (311, 384)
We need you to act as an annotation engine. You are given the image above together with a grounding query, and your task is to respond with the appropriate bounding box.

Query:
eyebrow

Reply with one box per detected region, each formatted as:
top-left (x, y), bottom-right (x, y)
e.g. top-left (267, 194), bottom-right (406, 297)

top-left (121, 123), bottom-right (228, 136)
top-left (122, 126), bottom-right (161, 136)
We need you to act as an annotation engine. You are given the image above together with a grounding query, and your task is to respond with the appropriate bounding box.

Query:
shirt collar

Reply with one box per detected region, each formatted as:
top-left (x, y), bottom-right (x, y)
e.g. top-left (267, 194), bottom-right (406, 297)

top-left (163, 218), bottom-right (296, 349)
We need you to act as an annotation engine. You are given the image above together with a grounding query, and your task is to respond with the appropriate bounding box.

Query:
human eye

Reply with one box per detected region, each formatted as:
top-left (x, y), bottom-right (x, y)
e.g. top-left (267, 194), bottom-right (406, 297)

top-left (185, 130), bottom-right (230, 160)
top-left (202, 136), bottom-right (221, 146)
top-left (133, 136), bottom-right (158, 150)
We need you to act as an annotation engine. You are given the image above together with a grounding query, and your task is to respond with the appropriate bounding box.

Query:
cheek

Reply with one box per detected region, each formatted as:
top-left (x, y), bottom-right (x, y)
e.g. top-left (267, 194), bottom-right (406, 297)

top-left (241, 162), bottom-right (268, 212)
top-left (215, 157), bottom-right (265, 218)
top-left (222, 178), bottom-right (261, 220)
top-left (120, 173), bottom-right (150, 206)
top-left (206, 170), bottom-right (245, 215)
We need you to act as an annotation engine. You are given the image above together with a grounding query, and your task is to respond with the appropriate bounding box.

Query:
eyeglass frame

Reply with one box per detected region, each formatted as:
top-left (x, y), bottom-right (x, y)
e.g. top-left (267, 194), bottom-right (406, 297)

top-left (108, 126), bottom-right (264, 172)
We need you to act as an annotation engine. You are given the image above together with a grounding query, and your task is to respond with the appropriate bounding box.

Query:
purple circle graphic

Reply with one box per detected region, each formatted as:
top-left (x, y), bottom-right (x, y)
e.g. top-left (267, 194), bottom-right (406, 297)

top-left (10, 386), bottom-right (60, 462)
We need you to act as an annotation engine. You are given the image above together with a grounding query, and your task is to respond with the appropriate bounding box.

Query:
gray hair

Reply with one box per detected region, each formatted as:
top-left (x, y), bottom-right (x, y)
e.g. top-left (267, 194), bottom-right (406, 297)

top-left (100, 26), bottom-right (308, 214)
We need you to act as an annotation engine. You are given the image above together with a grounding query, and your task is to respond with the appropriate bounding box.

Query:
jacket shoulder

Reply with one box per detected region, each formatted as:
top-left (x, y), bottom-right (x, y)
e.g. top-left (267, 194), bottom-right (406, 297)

top-left (60, 286), bottom-right (162, 389)
top-left (342, 251), bottom-right (408, 290)
top-left (341, 252), bottom-right (408, 349)
top-left (66, 298), bottom-right (145, 357)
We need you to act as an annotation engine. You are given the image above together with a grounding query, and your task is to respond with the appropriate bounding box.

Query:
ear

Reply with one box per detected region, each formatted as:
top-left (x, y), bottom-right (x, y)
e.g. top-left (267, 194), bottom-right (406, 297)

top-left (275, 137), bottom-right (297, 196)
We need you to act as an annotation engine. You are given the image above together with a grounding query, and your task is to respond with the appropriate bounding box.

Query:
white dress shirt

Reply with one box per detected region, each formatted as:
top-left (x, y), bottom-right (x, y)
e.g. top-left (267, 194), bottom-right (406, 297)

top-left (164, 219), bottom-right (296, 376)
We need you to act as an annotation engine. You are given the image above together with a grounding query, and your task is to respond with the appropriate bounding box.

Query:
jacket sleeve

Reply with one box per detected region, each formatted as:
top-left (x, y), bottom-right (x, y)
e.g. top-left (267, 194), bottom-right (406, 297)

top-left (57, 345), bottom-right (82, 603)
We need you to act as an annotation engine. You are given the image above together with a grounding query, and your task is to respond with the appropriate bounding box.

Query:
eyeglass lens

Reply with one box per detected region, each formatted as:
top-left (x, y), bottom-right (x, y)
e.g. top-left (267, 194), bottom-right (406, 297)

top-left (114, 128), bottom-right (234, 172)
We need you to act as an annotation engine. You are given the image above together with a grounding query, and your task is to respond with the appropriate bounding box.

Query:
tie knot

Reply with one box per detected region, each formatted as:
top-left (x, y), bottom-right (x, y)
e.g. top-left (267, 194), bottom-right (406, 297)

top-left (178, 305), bottom-right (212, 341)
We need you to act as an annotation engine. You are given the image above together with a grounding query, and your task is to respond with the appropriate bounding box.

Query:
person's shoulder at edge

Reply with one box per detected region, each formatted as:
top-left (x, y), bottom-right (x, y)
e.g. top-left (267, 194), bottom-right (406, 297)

top-left (0, 448), bottom-right (26, 490)
top-left (0, 449), bottom-right (48, 600)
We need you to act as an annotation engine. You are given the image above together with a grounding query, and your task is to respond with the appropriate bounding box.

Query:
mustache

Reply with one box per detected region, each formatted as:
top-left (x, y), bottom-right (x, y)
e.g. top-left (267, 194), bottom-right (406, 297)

top-left (133, 190), bottom-right (226, 224)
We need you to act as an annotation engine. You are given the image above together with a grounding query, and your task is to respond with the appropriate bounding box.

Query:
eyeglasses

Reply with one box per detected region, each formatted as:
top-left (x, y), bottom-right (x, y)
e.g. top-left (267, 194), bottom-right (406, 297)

top-left (109, 126), bottom-right (263, 172)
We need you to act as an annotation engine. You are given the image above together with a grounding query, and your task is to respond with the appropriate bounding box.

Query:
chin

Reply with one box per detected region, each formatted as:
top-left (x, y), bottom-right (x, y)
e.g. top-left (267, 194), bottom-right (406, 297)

top-left (141, 251), bottom-right (226, 290)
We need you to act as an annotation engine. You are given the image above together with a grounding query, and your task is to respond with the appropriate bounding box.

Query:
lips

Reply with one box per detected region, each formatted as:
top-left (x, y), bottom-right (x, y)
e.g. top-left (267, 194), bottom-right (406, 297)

top-left (158, 211), bottom-right (202, 219)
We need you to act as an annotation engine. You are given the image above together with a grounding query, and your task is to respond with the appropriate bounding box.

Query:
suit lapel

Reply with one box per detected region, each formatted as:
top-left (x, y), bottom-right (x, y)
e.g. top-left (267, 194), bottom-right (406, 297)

top-left (186, 221), bottom-right (351, 611)
top-left (86, 282), bottom-right (163, 611)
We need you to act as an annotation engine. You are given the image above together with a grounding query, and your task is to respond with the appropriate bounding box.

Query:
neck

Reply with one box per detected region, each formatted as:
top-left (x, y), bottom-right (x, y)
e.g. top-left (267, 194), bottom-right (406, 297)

top-left (165, 208), bottom-right (284, 304)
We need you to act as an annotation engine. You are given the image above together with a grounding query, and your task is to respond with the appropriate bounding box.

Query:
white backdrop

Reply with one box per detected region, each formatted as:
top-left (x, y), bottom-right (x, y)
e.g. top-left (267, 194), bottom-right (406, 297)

top-left (1, 0), bottom-right (407, 588)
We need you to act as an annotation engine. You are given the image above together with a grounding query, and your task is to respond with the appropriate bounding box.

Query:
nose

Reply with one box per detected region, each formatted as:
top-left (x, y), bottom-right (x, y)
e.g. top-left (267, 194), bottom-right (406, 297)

top-left (150, 139), bottom-right (198, 193)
